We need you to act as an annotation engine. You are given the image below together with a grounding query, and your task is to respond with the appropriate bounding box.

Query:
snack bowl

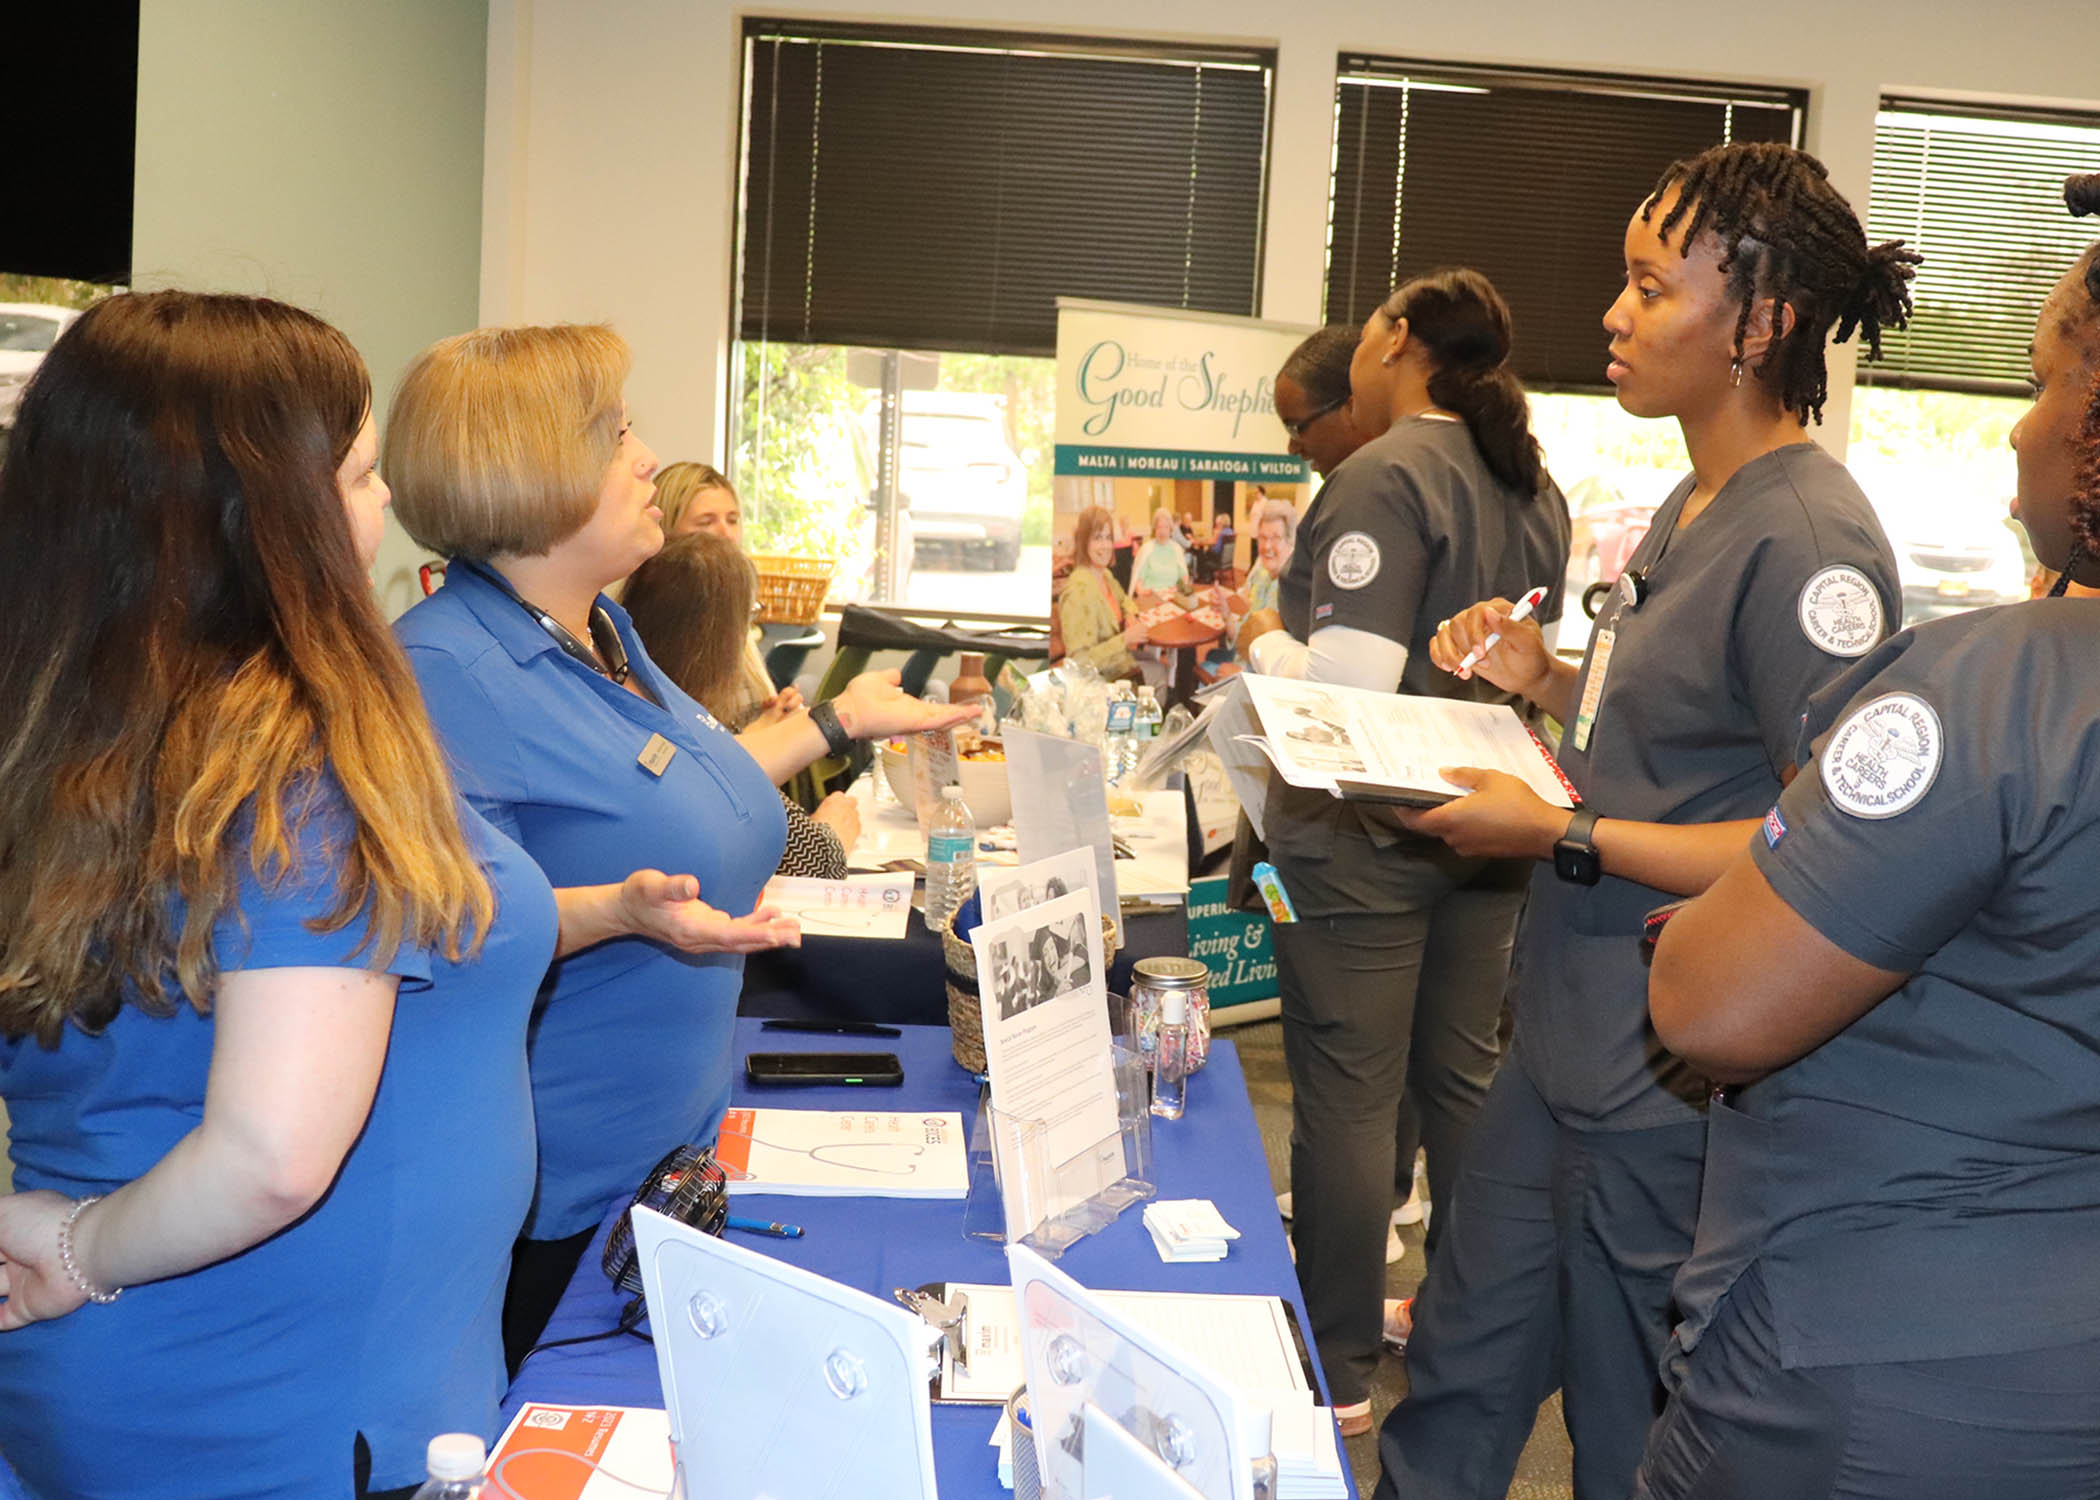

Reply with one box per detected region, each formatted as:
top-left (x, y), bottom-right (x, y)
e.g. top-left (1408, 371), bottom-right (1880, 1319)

top-left (879, 739), bottom-right (1012, 827)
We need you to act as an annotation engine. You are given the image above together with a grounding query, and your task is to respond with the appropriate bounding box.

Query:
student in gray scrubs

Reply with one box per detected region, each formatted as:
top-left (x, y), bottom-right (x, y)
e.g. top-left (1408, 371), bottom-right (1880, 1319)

top-left (1238, 269), bottom-right (1571, 1435)
top-left (1376, 143), bottom-right (1918, 1500)
top-left (1639, 184), bottom-right (2100, 1500)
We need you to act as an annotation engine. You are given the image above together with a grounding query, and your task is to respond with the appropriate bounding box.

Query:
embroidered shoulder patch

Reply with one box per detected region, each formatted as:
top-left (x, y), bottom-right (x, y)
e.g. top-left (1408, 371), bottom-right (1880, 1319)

top-left (1327, 531), bottom-right (1382, 590)
top-left (1798, 565), bottom-right (1883, 657)
top-left (1820, 692), bottom-right (1941, 819)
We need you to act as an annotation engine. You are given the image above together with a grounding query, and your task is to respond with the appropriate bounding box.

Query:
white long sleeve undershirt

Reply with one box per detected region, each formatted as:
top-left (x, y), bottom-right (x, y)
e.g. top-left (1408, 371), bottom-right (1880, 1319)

top-left (1247, 623), bottom-right (1409, 692)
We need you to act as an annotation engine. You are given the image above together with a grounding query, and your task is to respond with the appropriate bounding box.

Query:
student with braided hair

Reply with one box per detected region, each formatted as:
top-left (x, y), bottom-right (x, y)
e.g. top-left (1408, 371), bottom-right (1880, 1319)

top-left (1377, 142), bottom-right (1913, 1499)
top-left (1637, 173), bottom-right (2100, 1500)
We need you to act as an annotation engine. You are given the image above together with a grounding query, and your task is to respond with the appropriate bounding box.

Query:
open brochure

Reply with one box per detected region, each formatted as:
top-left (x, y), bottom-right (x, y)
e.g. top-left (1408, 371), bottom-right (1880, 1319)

top-left (1239, 673), bottom-right (1575, 810)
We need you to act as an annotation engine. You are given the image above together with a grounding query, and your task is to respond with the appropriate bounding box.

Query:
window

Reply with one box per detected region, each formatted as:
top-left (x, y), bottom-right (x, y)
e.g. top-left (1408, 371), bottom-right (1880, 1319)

top-left (1326, 58), bottom-right (1801, 386)
top-left (1854, 99), bottom-right (2100, 624)
top-left (1327, 59), bottom-right (1801, 650)
top-left (734, 21), bottom-right (1274, 614)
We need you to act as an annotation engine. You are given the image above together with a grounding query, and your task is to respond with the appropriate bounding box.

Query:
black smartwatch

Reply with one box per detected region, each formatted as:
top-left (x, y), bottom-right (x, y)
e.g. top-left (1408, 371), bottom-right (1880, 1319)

top-left (809, 700), bottom-right (855, 758)
top-left (1553, 807), bottom-right (1602, 886)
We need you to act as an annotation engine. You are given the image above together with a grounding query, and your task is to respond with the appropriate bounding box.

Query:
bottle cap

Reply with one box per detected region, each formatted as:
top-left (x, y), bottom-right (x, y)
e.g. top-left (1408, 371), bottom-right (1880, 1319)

top-left (426, 1433), bottom-right (487, 1482)
top-left (941, 785), bottom-right (965, 801)
top-left (1161, 987), bottom-right (1188, 1024)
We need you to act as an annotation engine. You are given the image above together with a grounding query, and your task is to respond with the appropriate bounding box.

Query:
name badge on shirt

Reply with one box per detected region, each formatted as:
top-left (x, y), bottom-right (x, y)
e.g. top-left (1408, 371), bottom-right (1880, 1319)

top-left (1571, 627), bottom-right (1614, 754)
top-left (638, 733), bottom-right (677, 777)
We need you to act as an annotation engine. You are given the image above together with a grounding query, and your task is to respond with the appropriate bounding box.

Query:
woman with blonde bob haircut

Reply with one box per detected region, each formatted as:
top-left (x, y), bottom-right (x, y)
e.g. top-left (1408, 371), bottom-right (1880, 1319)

top-left (0, 293), bottom-right (562, 1498)
top-left (389, 322), bottom-right (976, 1366)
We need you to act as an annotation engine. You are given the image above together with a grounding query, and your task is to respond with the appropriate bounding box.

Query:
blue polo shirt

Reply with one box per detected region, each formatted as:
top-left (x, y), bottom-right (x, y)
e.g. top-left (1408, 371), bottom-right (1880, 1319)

top-left (397, 563), bottom-right (787, 1239)
top-left (0, 787), bottom-right (553, 1499)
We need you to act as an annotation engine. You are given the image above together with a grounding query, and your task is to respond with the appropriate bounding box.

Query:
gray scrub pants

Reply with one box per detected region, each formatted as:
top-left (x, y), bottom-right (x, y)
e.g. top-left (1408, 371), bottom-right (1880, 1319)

top-left (1271, 848), bottom-right (1521, 1409)
top-left (1374, 1057), bottom-right (1705, 1500)
top-left (1636, 1263), bottom-right (2100, 1500)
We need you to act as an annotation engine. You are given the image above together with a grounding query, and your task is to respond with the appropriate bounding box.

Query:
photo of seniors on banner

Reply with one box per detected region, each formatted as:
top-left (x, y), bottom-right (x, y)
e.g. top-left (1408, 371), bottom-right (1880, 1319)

top-left (1048, 300), bottom-right (1312, 671)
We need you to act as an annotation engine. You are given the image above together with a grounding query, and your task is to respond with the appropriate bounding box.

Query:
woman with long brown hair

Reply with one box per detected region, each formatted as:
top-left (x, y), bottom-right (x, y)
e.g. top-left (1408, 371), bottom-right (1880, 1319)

top-left (623, 531), bottom-right (863, 876)
top-left (0, 292), bottom-right (543, 1498)
top-left (1058, 504), bottom-right (1150, 678)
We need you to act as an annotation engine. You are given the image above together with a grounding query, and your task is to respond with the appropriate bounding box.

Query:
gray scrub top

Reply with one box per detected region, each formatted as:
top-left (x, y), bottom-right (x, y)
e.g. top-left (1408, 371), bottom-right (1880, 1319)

top-left (1264, 414), bottom-right (1571, 913)
top-left (1676, 600), bottom-right (2100, 1369)
top-left (1512, 442), bottom-right (1899, 1130)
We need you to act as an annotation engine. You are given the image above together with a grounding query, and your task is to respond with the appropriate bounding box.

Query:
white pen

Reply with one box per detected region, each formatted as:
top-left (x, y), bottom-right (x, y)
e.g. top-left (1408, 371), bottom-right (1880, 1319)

top-left (1456, 585), bottom-right (1550, 675)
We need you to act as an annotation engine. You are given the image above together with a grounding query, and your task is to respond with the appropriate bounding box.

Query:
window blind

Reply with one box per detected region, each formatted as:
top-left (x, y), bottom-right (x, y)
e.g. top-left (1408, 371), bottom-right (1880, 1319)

top-left (738, 21), bottom-right (1273, 358)
top-left (1863, 99), bottom-right (2100, 396)
top-left (1327, 59), bottom-right (1801, 390)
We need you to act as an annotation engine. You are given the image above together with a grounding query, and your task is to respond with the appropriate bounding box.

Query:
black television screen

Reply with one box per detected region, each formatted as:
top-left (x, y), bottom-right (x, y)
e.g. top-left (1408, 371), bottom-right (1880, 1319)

top-left (0, 1), bottom-right (139, 284)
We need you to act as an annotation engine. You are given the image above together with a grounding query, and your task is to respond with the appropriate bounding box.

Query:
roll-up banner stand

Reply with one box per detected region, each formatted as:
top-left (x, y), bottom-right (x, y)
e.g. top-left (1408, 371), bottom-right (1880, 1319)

top-left (1053, 300), bottom-right (1310, 1021)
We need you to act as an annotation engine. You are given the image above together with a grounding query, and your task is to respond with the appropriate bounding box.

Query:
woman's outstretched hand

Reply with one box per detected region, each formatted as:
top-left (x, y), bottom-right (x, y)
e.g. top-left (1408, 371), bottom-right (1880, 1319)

top-left (833, 671), bottom-right (982, 741)
top-left (618, 870), bottom-right (802, 953)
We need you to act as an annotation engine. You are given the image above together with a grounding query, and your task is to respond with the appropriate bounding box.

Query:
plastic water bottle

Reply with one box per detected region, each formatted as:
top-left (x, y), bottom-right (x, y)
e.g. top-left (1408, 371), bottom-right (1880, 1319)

top-left (1132, 684), bottom-right (1164, 777)
top-left (1104, 681), bottom-right (1137, 783)
top-left (410, 1434), bottom-right (486, 1499)
top-left (925, 785), bottom-right (977, 934)
top-left (1151, 986), bottom-right (1190, 1120)
top-left (1135, 684), bottom-right (1163, 741)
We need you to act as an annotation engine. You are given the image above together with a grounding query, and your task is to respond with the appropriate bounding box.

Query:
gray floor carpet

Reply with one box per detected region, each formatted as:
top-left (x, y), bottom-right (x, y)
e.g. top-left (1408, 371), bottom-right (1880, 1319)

top-left (1234, 1016), bottom-right (1573, 1500)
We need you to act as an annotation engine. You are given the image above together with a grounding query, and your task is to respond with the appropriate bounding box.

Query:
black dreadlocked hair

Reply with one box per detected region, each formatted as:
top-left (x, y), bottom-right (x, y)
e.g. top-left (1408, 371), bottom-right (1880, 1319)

top-left (2057, 173), bottom-right (2100, 569)
top-left (1643, 141), bottom-right (1921, 425)
top-left (1279, 324), bottom-right (1358, 413)
top-left (1379, 267), bottom-right (1546, 495)
top-left (2062, 173), bottom-right (2100, 325)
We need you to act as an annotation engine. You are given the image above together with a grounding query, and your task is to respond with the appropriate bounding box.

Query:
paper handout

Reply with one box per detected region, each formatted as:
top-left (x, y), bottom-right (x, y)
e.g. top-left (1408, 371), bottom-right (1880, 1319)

top-left (1239, 673), bottom-right (1575, 810)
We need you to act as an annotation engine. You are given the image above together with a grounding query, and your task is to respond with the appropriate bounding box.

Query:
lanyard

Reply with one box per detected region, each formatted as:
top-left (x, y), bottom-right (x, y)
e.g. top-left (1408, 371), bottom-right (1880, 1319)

top-left (453, 558), bottom-right (654, 702)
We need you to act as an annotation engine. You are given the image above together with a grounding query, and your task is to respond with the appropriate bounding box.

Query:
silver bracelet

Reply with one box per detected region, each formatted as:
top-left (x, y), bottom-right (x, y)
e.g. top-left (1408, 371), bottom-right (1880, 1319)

top-left (58, 1195), bottom-right (122, 1305)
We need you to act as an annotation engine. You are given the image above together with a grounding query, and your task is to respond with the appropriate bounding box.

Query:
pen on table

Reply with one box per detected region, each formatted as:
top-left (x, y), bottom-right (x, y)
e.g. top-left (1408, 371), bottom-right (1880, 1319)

top-left (1455, 584), bottom-right (1550, 675)
top-left (726, 1215), bottom-right (805, 1239)
top-left (760, 1018), bottom-right (903, 1038)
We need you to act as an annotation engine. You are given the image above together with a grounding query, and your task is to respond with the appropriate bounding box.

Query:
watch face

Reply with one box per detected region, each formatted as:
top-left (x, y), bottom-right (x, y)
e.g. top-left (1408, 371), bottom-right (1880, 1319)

top-left (1554, 841), bottom-right (1601, 885)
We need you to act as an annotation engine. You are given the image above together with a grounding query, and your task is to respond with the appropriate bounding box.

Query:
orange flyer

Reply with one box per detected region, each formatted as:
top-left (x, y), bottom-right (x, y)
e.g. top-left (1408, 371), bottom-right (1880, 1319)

top-left (487, 1404), bottom-right (673, 1499)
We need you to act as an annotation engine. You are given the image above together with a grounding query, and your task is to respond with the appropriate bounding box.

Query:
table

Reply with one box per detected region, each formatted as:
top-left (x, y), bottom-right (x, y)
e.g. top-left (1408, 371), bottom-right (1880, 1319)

top-left (503, 1019), bottom-right (1354, 1498)
top-left (1145, 612), bottom-right (1224, 712)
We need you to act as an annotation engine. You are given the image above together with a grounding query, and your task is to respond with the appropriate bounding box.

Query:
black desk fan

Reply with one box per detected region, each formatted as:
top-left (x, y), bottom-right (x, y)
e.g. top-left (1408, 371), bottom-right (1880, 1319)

top-left (602, 1144), bottom-right (730, 1295)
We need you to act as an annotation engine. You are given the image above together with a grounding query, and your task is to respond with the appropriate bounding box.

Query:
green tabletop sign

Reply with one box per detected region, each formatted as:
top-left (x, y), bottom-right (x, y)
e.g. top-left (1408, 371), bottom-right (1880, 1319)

top-left (1185, 874), bottom-right (1277, 1011)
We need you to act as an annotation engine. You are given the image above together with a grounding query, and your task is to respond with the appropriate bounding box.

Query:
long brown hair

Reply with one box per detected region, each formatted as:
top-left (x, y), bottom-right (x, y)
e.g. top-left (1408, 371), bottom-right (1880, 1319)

top-left (0, 292), bottom-right (493, 1045)
top-left (621, 532), bottom-right (760, 725)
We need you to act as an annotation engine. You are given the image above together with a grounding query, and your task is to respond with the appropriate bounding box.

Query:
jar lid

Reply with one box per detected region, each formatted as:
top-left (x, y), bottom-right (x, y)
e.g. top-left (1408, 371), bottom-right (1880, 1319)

top-left (1132, 955), bottom-right (1209, 989)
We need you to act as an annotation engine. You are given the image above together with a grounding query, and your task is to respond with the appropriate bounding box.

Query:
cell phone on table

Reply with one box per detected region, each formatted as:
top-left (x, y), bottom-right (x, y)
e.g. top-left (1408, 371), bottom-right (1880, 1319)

top-left (744, 1051), bottom-right (906, 1087)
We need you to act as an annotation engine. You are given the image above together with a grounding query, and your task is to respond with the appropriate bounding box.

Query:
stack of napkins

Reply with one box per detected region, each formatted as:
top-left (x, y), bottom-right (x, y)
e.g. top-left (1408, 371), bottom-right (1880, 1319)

top-left (1142, 1199), bottom-right (1242, 1262)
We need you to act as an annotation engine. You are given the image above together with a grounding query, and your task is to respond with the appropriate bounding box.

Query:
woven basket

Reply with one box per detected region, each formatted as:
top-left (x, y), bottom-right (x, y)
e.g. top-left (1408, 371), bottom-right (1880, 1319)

top-left (939, 911), bottom-right (988, 1073)
top-left (749, 554), bottom-right (837, 625)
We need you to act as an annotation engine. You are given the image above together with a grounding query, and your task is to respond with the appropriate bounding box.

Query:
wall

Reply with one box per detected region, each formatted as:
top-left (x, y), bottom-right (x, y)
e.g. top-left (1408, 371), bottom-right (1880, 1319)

top-left (132, 0), bottom-right (490, 617)
top-left (480, 0), bottom-right (2100, 477)
top-left (0, 0), bottom-right (489, 1191)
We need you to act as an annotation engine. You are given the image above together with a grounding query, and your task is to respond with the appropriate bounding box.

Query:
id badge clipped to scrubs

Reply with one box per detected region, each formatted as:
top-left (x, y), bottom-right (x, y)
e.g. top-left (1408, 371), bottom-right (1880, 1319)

top-left (1571, 627), bottom-right (1613, 754)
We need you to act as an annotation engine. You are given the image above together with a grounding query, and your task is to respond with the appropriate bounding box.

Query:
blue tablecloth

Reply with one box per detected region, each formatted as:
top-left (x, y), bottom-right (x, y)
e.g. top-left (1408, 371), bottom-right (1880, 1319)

top-left (503, 1017), bottom-right (1353, 1498)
